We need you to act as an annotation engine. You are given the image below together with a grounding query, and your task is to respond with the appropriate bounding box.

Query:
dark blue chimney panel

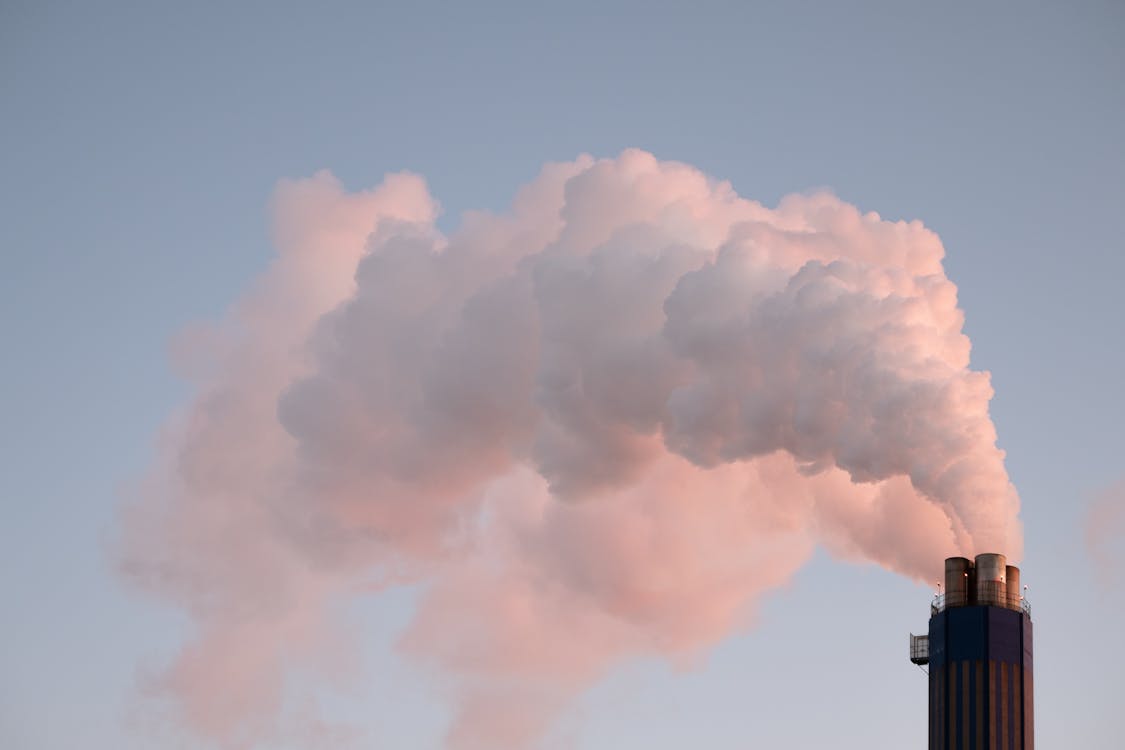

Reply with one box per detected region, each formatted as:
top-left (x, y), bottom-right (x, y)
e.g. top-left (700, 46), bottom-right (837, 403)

top-left (988, 607), bottom-right (1022, 664)
top-left (947, 606), bottom-right (987, 661)
top-left (930, 611), bottom-right (947, 667)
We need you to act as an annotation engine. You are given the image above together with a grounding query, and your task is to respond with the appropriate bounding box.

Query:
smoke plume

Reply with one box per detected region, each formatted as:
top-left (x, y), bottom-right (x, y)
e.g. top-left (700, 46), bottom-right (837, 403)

top-left (120, 150), bottom-right (1022, 748)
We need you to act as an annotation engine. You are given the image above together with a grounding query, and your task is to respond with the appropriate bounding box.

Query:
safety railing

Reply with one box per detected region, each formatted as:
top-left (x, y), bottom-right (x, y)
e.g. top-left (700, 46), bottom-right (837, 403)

top-left (930, 583), bottom-right (1031, 617)
top-left (909, 633), bottom-right (930, 665)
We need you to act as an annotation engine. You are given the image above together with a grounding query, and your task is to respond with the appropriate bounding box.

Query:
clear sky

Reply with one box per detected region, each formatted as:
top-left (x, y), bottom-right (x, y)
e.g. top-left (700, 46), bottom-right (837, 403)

top-left (2, 1), bottom-right (1123, 748)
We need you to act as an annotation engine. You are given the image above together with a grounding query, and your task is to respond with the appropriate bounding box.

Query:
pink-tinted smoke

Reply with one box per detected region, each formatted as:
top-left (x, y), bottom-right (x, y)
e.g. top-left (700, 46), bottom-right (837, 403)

top-left (1086, 478), bottom-right (1125, 586)
top-left (120, 150), bottom-right (1022, 748)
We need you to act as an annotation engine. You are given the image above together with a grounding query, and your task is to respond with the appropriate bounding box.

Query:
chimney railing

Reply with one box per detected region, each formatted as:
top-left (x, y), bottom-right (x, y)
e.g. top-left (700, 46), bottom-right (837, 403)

top-left (930, 587), bottom-right (1031, 617)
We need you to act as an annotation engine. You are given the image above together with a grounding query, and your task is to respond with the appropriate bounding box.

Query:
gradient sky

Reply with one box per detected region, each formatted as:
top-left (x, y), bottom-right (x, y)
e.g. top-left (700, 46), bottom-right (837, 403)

top-left (2, 1), bottom-right (1123, 748)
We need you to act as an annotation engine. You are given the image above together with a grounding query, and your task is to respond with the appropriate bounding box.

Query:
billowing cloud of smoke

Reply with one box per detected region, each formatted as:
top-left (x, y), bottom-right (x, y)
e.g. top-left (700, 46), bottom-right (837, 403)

top-left (120, 150), bottom-right (1021, 748)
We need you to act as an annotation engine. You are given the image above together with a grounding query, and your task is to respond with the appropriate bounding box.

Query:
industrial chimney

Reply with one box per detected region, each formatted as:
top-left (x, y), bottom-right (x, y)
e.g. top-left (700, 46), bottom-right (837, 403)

top-left (908, 553), bottom-right (1033, 749)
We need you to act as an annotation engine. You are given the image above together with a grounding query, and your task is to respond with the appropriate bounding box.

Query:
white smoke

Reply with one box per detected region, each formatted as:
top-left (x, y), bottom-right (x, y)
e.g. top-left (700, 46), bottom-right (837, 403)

top-left (121, 150), bottom-right (1021, 748)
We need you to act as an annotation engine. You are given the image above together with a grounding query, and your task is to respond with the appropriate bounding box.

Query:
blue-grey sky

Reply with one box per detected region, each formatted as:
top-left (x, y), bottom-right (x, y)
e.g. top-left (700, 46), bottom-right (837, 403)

top-left (2, 1), bottom-right (1123, 748)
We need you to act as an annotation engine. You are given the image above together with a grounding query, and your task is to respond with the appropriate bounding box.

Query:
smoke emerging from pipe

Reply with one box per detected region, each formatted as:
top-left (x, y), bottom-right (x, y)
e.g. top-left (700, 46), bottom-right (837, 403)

top-left (120, 150), bottom-right (1022, 748)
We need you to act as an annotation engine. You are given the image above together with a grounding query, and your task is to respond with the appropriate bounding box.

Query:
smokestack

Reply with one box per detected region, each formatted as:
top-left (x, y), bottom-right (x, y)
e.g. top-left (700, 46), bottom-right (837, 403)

top-left (1005, 565), bottom-right (1021, 609)
top-left (909, 553), bottom-right (1033, 749)
top-left (975, 552), bottom-right (1007, 606)
top-left (944, 557), bottom-right (972, 608)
